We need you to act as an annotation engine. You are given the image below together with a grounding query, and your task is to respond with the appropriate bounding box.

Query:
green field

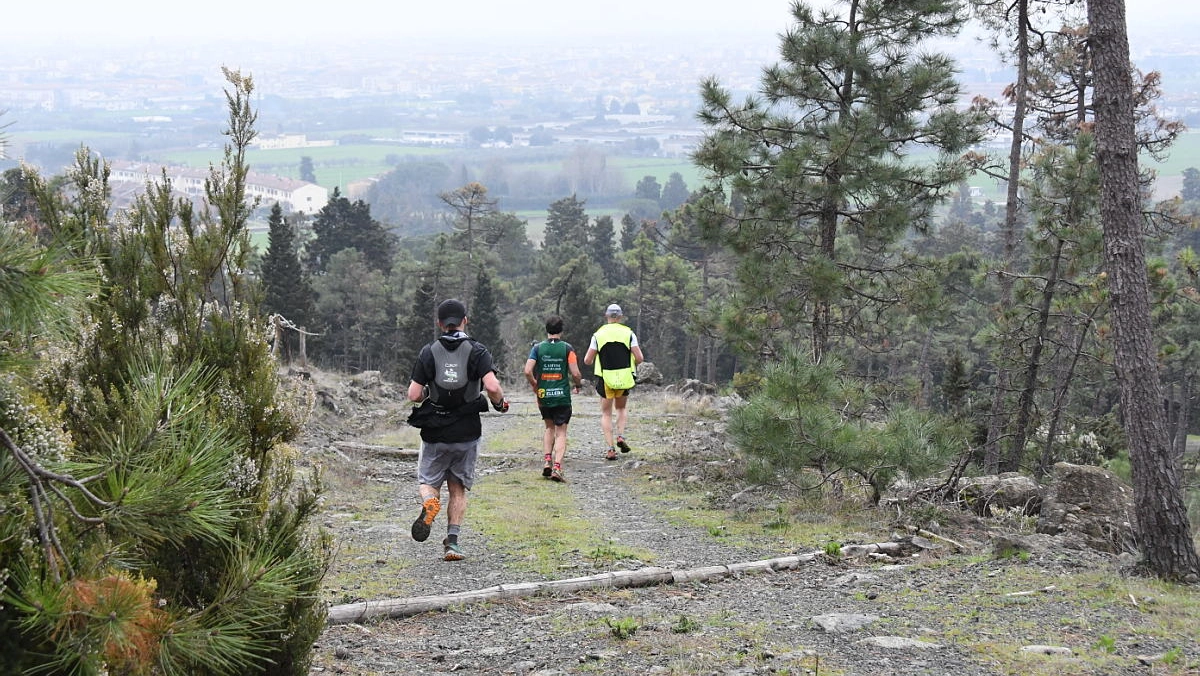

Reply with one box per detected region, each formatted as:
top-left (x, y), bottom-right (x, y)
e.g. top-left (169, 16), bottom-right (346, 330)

top-left (149, 144), bottom-right (703, 199)
top-left (31, 124), bottom-right (1196, 212)
top-left (1146, 130), bottom-right (1200, 178)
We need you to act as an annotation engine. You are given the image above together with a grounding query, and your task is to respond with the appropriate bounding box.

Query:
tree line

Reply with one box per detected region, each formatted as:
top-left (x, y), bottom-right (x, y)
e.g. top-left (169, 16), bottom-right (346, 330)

top-left (266, 0), bottom-right (1198, 580)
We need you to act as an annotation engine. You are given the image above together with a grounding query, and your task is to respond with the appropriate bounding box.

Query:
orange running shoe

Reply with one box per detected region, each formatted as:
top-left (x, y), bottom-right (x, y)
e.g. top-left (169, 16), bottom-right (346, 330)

top-left (410, 496), bottom-right (441, 542)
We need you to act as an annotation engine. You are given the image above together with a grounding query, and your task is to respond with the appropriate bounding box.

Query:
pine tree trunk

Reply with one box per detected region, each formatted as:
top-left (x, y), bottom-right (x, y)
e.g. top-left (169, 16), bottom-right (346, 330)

top-left (1175, 376), bottom-right (1191, 462)
top-left (1038, 306), bottom-right (1097, 476)
top-left (1003, 237), bottom-right (1064, 472)
top-left (986, 0), bottom-right (1031, 475)
top-left (1089, 0), bottom-right (1200, 581)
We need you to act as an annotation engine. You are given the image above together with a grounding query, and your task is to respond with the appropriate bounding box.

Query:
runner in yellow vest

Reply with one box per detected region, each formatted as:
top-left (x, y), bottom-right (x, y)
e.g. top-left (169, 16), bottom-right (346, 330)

top-left (583, 303), bottom-right (645, 461)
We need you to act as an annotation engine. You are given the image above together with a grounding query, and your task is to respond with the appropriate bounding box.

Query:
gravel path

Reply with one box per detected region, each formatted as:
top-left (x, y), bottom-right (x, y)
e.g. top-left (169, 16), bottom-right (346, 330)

top-left (302, 381), bottom-right (1187, 676)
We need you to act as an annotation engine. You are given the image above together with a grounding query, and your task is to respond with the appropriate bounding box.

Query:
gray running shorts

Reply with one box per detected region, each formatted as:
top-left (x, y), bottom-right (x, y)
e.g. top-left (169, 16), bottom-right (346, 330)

top-left (417, 439), bottom-right (479, 489)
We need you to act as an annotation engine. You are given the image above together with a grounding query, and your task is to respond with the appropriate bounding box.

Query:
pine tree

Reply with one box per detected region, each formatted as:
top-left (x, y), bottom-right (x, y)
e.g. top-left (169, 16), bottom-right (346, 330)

top-left (693, 0), bottom-right (981, 360)
top-left (3, 68), bottom-right (329, 674)
top-left (312, 248), bottom-right (391, 372)
top-left (728, 348), bottom-right (962, 504)
top-left (440, 182), bottom-right (498, 298)
top-left (659, 172), bottom-right (690, 211)
top-left (1, 167), bottom-right (40, 223)
top-left (1088, 0), bottom-right (1200, 581)
top-left (557, 264), bottom-right (599, 357)
top-left (542, 194), bottom-right (589, 249)
top-left (481, 211), bottom-right (537, 281)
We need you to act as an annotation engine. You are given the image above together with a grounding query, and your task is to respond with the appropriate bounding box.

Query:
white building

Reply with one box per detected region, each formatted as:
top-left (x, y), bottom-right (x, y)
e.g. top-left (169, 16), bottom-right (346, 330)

top-left (108, 160), bottom-right (328, 215)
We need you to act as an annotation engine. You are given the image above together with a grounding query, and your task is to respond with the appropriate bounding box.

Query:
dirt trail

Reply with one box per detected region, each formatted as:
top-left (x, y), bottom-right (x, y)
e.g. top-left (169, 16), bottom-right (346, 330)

top-left (303, 382), bottom-right (1162, 676)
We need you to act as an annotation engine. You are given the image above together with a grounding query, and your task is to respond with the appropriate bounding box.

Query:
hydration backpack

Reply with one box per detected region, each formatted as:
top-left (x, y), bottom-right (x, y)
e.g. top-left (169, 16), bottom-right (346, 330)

top-left (428, 339), bottom-right (481, 408)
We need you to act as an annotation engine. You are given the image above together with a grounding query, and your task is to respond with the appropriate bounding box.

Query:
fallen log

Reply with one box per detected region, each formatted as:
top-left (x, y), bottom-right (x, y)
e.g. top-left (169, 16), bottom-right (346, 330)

top-left (327, 552), bottom-right (821, 624)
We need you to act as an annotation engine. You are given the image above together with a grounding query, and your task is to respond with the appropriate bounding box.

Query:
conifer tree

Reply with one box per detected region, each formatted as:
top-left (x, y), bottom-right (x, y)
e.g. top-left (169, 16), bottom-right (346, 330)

top-left (395, 278), bottom-right (436, 381)
top-left (542, 194), bottom-right (589, 249)
top-left (659, 172), bottom-right (690, 211)
top-left (588, 214), bottom-right (619, 285)
top-left (261, 202), bottom-right (315, 339)
top-left (728, 348), bottom-right (963, 504)
top-left (305, 188), bottom-right (395, 274)
top-left (558, 264), bottom-right (599, 357)
top-left (469, 268), bottom-right (506, 375)
top-left (634, 175), bottom-right (662, 202)
top-left (619, 213), bottom-right (639, 251)
top-left (1, 69), bottom-right (329, 674)
top-left (299, 156), bottom-right (316, 183)
top-left (1088, 0), bottom-right (1200, 581)
top-left (313, 248), bottom-right (390, 372)
top-left (440, 182), bottom-right (498, 299)
top-left (481, 211), bottom-right (536, 281)
top-left (693, 0), bottom-right (981, 361)
top-left (1182, 167), bottom-right (1200, 202)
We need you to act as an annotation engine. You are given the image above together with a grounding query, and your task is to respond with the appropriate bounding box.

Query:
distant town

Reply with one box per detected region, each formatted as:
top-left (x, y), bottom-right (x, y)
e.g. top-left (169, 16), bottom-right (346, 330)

top-left (3, 25), bottom-right (1199, 201)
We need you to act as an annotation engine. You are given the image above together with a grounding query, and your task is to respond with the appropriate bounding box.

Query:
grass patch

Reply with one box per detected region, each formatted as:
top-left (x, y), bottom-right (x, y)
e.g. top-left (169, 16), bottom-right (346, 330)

top-left (366, 426), bottom-right (422, 449)
top-left (318, 467), bottom-right (418, 603)
top-left (481, 411), bottom-right (544, 454)
top-left (633, 470), bottom-right (891, 553)
top-left (470, 468), bottom-right (655, 576)
top-left (883, 564), bottom-right (1200, 675)
top-left (154, 143), bottom-right (452, 191)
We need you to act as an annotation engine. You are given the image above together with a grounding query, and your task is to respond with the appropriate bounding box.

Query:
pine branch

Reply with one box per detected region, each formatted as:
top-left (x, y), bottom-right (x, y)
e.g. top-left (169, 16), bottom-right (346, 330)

top-left (0, 427), bottom-right (113, 580)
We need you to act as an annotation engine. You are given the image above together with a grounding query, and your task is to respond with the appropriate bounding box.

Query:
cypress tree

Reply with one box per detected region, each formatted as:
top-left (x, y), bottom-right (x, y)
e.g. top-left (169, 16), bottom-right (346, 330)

top-left (395, 278), bottom-right (436, 381)
top-left (470, 268), bottom-right (506, 376)
top-left (305, 189), bottom-right (395, 274)
top-left (588, 214), bottom-right (618, 285)
top-left (261, 202), bottom-right (315, 334)
top-left (619, 213), bottom-right (638, 252)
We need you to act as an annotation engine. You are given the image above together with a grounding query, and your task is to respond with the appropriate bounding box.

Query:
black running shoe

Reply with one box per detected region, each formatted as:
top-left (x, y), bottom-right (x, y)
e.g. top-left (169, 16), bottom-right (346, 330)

top-left (616, 436), bottom-right (631, 453)
top-left (410, 496), bottom-right (440, 542)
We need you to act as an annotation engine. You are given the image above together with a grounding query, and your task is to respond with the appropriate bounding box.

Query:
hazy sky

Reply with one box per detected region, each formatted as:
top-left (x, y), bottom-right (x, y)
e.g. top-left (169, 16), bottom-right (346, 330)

top-left (2, 0), bottom-right (1194, 49)
top-left (5, 0), bottom-right (798, 44)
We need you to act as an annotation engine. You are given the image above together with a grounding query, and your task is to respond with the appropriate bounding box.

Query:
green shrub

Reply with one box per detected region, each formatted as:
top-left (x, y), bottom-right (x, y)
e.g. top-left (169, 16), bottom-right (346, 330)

top-left (727, 348), bottom-right (964, 503)
top-left (1, 69), bottom-right (329, 675)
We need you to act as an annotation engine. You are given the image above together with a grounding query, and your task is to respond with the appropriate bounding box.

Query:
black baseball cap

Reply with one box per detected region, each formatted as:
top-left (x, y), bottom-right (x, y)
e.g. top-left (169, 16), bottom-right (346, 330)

top-left (437, 299), bottom-right (467, 326)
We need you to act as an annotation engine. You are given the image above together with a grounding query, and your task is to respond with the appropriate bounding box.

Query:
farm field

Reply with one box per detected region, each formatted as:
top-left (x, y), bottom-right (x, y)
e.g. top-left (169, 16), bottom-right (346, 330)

top-left (149, 144), bottom-right (703, 198)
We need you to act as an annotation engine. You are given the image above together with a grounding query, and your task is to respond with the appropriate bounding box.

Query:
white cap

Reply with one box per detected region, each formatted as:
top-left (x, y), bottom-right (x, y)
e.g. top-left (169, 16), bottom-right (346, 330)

top-left (606, 303), bottom-right (623, 317)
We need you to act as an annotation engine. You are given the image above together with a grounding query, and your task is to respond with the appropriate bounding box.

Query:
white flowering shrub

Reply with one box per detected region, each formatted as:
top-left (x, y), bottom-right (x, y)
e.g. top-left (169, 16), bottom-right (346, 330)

top-left (3, 69), bottom-right (329, 675)
top-left (0, 377), bottom-right (72, 463)
top-left (1030, 419), bottom-right (1119, 466)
